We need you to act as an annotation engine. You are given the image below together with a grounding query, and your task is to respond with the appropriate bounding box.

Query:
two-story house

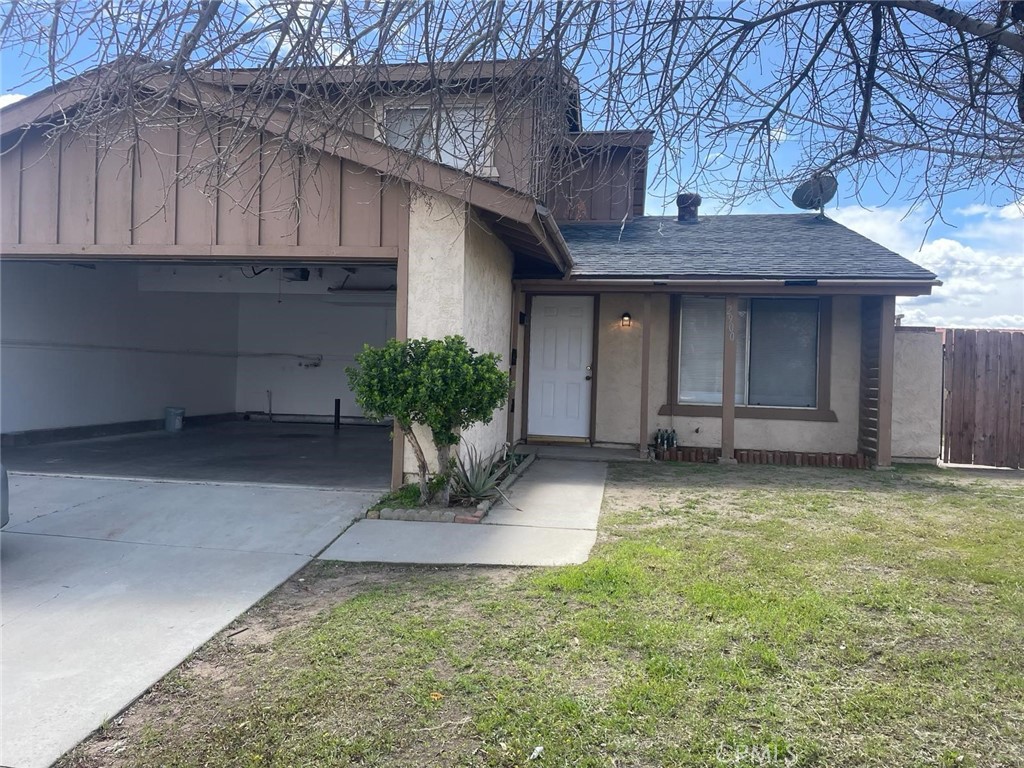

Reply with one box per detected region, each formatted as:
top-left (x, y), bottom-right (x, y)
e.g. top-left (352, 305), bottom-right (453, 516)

top-left (0, 60), bottom-right (941, 490)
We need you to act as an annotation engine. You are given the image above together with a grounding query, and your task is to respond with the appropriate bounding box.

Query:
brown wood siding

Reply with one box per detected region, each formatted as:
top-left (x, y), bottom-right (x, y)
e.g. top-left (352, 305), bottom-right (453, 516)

top-left (0, 140), bottom-right (21, 242)
top-left (174, 126), bottom-right (218, 246)
top-left (858, 296), bottom-right (882, 460)
top-left (549, 145), bottom-right (644, 223)
top-left (340, 162), bottom-right (382, 247)
top-left (57, 133), bottom-right (96, 244)
top-left (1, 124), bottom-right (403, 257)
top-left (943, 328), bottom-right (1024, 468)
top-left (133, 126), bottom-right (178, 245)
top-left (18, 133), bottom-right (59, 243)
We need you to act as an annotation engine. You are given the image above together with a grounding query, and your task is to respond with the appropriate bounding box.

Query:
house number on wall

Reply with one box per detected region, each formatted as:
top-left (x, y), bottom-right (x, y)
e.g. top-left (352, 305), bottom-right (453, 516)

top-left (726, 305), bottom-right (736, 342)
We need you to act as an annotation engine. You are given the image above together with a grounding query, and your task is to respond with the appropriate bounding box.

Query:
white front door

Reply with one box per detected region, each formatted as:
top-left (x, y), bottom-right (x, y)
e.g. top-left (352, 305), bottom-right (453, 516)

top-left (527, 295), bottom-right (594, 439)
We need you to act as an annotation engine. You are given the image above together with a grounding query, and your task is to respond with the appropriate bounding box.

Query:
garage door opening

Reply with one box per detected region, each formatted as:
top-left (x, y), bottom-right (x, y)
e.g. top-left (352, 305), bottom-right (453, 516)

top-left (1, 261), bottom-right (397, 489)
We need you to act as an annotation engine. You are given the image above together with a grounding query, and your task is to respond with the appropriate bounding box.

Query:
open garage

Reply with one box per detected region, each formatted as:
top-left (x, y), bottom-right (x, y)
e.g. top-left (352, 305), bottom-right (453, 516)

top-left (1, 260), bottom-right (396, 488)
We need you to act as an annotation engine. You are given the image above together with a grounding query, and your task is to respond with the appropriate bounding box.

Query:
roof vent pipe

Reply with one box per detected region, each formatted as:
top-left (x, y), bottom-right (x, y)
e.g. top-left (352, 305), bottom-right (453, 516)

top-left (676, 192), bottom-right (702, 223)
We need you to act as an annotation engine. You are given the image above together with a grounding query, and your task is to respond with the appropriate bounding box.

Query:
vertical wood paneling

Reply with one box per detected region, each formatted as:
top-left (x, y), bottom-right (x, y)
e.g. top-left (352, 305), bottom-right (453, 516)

top-left (175, 123), bottom-right (217, 246)
top-left (960, 330), bottom-right (978, 462)
top-left (973, 331), bottom-right (992, 465)
top-left (216, 132), bottom-right (260, 246)
top-left (1012, 333), bottom-right (1024, 468)
top-left (340, 161), bottom-right (381, 247)
top-left (297, 150), bottom-right (341, 246)
top-left (720, 296), bottom-right (738, 461)
top-left (57, 133), bottom-right (97, 244)
top-left (591, 152), bottom-right (612, 221)
top-left (0, 140), bottom-right (22, 243)
top-left (608, 149), bottom-right (632, 222)
top-left (875, 295), bottom-right (896, 467)
top-left (95, 139), bottom-right (135, 244)
top-left (18, 131), bottom-right (59, 244)
top-left (379, 179), bottom-right (407, 248)
top-left (132, 126), bottom-right (178, 245)
top-left (857, 296), bottom-right (881, 460)
top-left (943, 328), bottom-right (1022, 467)
top-left (994, 331), bottom-right (1013, 465)
top-left (259, 136), bottom-right (299, 245)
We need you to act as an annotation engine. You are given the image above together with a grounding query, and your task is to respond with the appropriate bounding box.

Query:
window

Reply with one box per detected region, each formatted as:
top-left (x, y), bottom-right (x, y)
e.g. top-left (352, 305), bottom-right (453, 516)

top-left (677, 297), bottom-right (821, 409)
top-left (384, 106), bottom-right (492, 172)
top-left (678, 297), bottom-right (747, 404)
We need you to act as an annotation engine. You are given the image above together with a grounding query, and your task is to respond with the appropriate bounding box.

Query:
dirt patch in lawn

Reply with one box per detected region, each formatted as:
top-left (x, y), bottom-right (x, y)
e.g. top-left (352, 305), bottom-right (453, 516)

top-left (59, 563), bottom-right (516, 768)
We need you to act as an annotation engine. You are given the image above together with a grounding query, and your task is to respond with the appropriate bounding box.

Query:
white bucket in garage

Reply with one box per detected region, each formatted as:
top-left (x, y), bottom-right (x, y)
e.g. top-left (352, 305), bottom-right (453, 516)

top-left (164, 407), bottom-right (185, 432)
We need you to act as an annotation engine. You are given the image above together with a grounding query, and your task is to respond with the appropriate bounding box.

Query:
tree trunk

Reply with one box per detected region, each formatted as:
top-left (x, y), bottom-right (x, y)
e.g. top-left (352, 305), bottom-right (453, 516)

top-left (434, 429), bottom-right (460, 507)
top-left (436, 443), bottom-right (452, 507)
top-left (404, 428), bottom-right (431, 504)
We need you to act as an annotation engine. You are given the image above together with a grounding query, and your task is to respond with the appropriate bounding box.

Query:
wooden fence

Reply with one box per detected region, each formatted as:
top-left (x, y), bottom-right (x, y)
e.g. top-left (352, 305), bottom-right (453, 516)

top-left (942, 328), bottom-right (1024, 468)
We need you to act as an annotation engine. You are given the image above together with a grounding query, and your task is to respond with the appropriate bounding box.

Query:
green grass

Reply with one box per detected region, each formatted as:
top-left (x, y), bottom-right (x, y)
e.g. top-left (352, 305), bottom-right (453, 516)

top-left (61, 463), bottom-right (1024, 768)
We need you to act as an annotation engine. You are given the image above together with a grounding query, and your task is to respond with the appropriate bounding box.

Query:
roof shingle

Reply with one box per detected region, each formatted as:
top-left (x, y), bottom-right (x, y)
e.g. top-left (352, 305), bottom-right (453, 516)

top-left (560, 214), bottom-right (937, 281)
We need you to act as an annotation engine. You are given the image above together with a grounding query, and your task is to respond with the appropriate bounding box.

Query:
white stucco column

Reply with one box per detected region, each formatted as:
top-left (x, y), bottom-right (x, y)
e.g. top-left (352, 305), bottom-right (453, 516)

top-left (402, 189), bottom-right (514, 480)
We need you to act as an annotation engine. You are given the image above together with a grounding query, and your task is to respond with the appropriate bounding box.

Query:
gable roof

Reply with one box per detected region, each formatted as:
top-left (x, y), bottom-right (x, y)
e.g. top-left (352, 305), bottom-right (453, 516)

top-left (560, 214), bottom-right (938, 282)
top-left (0, 69), bottom-right (572, 271)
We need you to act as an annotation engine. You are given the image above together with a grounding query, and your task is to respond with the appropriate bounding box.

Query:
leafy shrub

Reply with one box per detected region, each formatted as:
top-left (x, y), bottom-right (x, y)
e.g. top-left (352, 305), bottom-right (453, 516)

top-left (347, 336), bottom-right (509, 504)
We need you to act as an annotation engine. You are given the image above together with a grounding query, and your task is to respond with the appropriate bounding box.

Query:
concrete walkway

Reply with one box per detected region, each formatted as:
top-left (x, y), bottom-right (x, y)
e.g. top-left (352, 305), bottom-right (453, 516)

top-left (319, 459), bottom-right (606, 566)
top-left (1, 474), bottom-right (374, 768)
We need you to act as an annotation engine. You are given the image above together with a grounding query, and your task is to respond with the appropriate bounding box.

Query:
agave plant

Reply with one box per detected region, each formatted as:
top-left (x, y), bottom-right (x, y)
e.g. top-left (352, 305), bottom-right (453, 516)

top-left (450, 444), bottom-right (509, 504)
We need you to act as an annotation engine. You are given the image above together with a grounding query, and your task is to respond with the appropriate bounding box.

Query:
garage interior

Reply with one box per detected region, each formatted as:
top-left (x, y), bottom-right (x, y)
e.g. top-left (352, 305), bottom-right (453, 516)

top-left (0, 260), bottom-right (397, 489)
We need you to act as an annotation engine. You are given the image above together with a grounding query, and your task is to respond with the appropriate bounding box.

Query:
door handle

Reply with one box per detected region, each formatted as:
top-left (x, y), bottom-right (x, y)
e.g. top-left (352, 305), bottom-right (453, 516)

top-left (585, 375), bottom-right (592, 381)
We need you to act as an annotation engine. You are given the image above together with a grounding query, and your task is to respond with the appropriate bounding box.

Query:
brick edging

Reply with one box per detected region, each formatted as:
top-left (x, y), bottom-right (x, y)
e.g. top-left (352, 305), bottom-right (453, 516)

top-left (366, 451), bottom-right (538, 524)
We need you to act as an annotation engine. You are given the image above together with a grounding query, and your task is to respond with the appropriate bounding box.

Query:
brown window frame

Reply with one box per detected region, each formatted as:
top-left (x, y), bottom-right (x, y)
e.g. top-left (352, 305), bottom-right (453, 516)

top-left (659, 294), bottom-right (837, 422)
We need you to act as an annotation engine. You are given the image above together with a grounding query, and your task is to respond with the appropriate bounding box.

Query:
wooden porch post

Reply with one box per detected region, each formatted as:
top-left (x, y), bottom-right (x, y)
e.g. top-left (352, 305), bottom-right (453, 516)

top-left (506, 288), bottom-right (523, 446)
top-left (719, 296), bottom-right (738, 464)
top-left (390, 188), bottom-right (411, 490)
top-left (876, 295), bottom-right (896, 468)
top-left (639, 293), bottom-right (652, 456)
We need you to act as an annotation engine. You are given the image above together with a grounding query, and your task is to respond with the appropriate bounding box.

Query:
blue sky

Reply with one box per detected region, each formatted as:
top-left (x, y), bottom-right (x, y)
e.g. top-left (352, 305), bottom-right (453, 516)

top-left (2, 37), bottom-right (1021, 329)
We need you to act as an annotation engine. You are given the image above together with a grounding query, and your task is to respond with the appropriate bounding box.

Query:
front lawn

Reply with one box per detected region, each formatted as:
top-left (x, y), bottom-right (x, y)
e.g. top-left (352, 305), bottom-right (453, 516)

top-left (62, 463), bottom-right (1024, 767)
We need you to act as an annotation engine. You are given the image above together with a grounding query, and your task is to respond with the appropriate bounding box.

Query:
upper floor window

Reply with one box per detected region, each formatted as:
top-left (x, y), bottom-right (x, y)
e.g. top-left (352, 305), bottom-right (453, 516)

top-left (677, 297), bottom-right (820, 408)
top-left (384, 105), bottom-right (493, 174)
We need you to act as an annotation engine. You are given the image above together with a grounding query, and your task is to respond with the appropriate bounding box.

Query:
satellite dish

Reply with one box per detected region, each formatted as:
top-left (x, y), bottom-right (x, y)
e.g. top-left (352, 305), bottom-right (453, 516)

top-left (791, 173), bottom-right (838, 211)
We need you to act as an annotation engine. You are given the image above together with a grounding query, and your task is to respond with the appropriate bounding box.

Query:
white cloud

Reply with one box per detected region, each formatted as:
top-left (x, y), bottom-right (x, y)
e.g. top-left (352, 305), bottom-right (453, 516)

top-left (831, 203), bottom-right (1024, 330)
top-left (0, 93), bottom-right (27, 109)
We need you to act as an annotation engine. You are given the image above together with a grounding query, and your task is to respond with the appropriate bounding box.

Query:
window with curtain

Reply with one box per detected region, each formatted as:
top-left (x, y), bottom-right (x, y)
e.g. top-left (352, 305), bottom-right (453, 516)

top-left (384, 106), bottom-right (491, 171)
top-left (677, 297), bottom-right (748, 404)
top-left (677, 297), bottom-right (819, 408)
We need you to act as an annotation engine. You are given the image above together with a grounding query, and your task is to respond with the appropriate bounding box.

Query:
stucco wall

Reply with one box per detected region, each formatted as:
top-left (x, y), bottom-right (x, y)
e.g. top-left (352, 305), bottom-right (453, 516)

top-left (892, 328), bottom-right (943, 461)
top-left (403, 189), bottom-right (513, 476)
top-left (407, 189), bottom-right (467, 340)
top-left (0, 263), bottom-right (239, 433)
top-left (461, 210), bottom-right (514, 459)
top-left (594, 293), bottom-right (643, 446)
top-left (595, 293), bottom-right (863, 453)
top-left (235, 294), bottom-right (394, 418)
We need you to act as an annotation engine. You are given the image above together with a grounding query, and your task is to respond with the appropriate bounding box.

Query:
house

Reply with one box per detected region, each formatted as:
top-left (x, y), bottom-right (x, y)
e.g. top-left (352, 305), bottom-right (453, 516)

top-left (0, 61), bottom-right (941, 489)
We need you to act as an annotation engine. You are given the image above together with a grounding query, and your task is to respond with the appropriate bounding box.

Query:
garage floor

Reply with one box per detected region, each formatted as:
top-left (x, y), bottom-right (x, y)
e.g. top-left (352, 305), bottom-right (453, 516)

top-left (2, 421), bottom-right (392, 490)
top-left (0, 473), bottom-right (377, 768)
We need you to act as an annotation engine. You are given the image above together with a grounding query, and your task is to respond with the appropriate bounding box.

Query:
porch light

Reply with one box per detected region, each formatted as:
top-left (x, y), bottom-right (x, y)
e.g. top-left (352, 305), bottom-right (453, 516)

top-left (621, 312), bottom-right (632, 328)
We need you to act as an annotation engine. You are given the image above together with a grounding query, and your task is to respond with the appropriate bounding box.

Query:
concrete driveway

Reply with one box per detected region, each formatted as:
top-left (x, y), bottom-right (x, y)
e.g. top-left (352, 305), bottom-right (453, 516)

top-left (1, 473), bottom-right (375, 768)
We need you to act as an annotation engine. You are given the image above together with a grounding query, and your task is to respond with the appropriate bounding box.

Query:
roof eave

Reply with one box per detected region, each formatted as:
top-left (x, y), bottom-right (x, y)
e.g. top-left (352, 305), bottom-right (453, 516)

top-left (557, 276), bottom-right (942, 296)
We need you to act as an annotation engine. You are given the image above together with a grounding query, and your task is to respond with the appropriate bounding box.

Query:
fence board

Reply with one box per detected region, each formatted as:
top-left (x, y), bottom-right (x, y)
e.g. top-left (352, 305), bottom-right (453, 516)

top-left (973, 331), bottom-right (992, 466)
top-left (995, 332), bottom-right (1012, 466)
top-left (1012, 333), bottom-right (1024, 468)
top-left (943, 328), bottom-right (1023, 468)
